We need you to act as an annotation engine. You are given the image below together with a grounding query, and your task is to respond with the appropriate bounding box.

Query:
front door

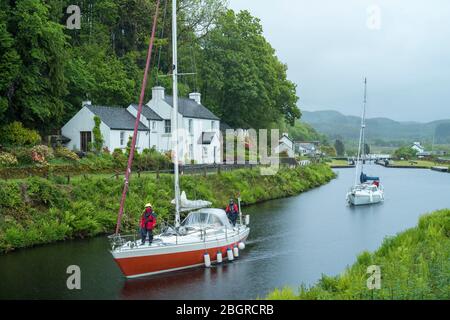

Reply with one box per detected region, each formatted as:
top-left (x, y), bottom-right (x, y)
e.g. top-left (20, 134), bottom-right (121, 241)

top-left (80, 131), bottom-right (92, 152)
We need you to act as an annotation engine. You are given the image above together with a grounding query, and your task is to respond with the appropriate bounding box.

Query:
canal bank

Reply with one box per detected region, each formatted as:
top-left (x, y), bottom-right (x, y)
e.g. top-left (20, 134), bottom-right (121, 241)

top-left (0, 165), bottom-right (449, 299)
top-left (267, 208), bottom-right (450, 300)
top-left (0, 164), bottom-right (335, 253)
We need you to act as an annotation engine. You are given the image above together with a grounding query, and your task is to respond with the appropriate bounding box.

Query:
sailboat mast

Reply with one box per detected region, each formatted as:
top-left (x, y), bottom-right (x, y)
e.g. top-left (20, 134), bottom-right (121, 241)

top-left (354, 77), bottom-right (367, 187)
top-left (172, 0), bottom-right (181, 227)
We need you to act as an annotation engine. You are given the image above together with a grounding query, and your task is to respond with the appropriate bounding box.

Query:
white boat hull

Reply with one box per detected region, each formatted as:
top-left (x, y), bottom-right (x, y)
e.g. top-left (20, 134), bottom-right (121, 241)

top-left (347, 188), bottom-right (384, 206)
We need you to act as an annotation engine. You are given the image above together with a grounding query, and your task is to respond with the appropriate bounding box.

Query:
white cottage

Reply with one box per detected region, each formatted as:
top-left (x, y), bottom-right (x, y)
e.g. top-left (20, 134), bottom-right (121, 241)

top-left (274, 133), bottom-right (295, 158)
top-left (144, 86), bottom-right (221, 164)
top-left (61, 102), bottom-right (149, 152)
top-left (61, 87), bottom-right (222, 164)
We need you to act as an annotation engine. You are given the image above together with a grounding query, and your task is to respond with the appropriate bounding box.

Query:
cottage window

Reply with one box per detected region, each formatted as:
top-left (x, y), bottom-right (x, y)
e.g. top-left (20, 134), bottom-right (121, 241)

top-left (188, 119), bottom-right (193, 134)
top-left (152, 121), bottom-right (156, 131)
top-left (211, 121), bottom-right (216, 130)
top-left (165, 120), bottom-right (171, 133)
top-left (120, 131), bottom-right (125, 146)
top-left (202, 146), bottom-right (208, 158)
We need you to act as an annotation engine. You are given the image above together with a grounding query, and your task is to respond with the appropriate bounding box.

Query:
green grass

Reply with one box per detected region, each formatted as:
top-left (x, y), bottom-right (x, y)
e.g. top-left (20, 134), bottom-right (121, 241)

top-left (266, 209), bottom-right (450, 300)
top-left (0, 164), bottom-right (335, 253)
top-left (328, 159), bottom-right (352, 167)
top-left (388, 160), bottom-right (438, 168)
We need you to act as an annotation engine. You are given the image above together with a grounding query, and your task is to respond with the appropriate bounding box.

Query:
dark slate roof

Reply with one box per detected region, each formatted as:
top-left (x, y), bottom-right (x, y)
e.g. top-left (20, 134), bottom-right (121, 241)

top-left (130, 104), bottom-right (163, 121)
top-left (198, 132), bottom-right (216, 145)
top-left (163, 96), bottom-right (220, 120)
top-left (220, 122), bottom-right (232, 131)
top-left (85, 105), bottom-right (149, 131)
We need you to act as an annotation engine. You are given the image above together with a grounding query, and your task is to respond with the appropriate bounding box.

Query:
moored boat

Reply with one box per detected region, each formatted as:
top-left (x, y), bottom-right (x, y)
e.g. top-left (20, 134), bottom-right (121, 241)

top-left (346, 78), bottom-right (384, 206)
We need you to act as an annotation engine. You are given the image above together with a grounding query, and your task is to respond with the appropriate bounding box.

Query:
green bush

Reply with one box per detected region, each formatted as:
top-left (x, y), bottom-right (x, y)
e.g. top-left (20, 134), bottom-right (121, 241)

top-left (54, 146), bottom-right (79, 161)
top-left (112, 148), bottom-right (127, 168)
top-left (0, 122), bottom-right (41, 147)
top-left (0, 152), bottom-right (18, 167)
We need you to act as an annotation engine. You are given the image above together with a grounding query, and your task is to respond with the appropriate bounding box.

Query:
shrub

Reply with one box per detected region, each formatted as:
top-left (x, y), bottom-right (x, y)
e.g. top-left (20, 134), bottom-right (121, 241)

top-left (30, 145), bottom-right (54, 165)
top-left (11, 147), bottom-right (33, 164)
top-left (54, 147), bottom-right (79, 161)
top-left (0, 152), bottom-right (18, 167)
top-left (0, 122), bottom-right (41, 146)
top-left (92, 116), bottom-right (104, 153)
top-left (112, 148), bottom-right (127, 168)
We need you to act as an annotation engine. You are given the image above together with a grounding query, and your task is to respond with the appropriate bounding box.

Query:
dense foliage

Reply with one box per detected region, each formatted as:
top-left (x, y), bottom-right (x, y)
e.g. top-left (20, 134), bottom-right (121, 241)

top-left (0, 121), bottom-right (41, 147)
top-left (267, 209), bottom-right (450, 300)
top-left (394, 146), bottom-right (417, 160)
top-left (0, 0), bottom-right (300, 134)
top-left (0, 164), bottom-right (335, 252)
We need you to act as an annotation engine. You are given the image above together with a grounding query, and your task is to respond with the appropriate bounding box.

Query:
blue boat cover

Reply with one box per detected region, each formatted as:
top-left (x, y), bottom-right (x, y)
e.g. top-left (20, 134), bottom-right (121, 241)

top-left (360, 172), bottom-right (380, 183)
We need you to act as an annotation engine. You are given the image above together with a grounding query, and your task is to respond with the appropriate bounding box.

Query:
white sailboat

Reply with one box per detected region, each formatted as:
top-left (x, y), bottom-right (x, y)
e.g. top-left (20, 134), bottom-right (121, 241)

top-left (347, 78), bottom-right (384, 206)
top-left (109, 0), bottom-right (250, 278)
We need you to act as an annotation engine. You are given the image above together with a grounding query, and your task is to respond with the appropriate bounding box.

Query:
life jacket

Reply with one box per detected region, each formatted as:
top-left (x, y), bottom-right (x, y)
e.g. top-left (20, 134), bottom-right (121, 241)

top-left (226, 203), bottom-right (238, 215)
top-left (140, 209), bottom-right (156, 230)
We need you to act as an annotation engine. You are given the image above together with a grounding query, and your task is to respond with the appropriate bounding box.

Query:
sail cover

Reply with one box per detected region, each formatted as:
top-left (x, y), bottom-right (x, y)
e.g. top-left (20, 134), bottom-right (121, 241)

top-left (171, 191), bottom-right (212, 212)
top-left (360, 172), bottom-right (380, 183)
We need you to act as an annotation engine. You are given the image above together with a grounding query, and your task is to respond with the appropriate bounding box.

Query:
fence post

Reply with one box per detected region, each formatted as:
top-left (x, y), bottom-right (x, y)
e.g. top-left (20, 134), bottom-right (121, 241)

top-left (218, 164), bottom-right (221, 175)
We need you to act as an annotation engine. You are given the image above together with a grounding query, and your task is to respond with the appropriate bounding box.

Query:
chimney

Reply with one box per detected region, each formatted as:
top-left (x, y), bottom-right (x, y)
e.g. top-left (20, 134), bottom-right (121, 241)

top-left (82, 100), bottom-right (92, 107)
top-left (189, 92), bottom-right (201, 104)
top-left (152, 86), bottom-right (165, 100)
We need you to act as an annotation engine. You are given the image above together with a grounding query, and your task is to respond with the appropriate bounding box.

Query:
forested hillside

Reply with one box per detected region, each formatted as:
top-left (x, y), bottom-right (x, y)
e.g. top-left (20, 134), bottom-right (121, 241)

top-left (0, 0), bottom-right (300, 135)
top-left (302, 110), bottom-right (450, 144)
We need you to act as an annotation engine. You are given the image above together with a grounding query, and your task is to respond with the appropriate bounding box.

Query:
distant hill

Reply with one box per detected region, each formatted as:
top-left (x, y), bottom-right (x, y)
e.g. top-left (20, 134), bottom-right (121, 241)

top-left (301, 110), bottom-right (450, 144)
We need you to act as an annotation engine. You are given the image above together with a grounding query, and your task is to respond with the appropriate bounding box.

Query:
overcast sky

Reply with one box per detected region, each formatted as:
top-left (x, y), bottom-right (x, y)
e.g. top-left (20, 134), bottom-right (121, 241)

top-left (228, 0), bottom-right (450, 122)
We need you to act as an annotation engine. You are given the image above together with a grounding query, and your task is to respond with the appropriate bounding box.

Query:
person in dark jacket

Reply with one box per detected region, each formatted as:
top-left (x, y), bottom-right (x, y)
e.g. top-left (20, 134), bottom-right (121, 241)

top-left (225, 199), bottom-right (239, 226)
top-left (140, 203), bottom-right (157, 245)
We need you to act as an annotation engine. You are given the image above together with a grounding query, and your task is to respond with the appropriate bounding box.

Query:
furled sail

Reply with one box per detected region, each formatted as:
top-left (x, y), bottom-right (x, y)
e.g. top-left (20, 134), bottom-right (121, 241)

top-left (171, 191), bottom-right (212, 212)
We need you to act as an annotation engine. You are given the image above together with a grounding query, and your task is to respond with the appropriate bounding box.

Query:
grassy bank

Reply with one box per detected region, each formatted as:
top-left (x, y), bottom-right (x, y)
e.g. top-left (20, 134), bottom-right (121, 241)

top-left (0, 164), bottom-right (335, 253)
top-left (267, 209), bottom-right (450, 300)
top-left (386, 160), bottom-right (437, 168)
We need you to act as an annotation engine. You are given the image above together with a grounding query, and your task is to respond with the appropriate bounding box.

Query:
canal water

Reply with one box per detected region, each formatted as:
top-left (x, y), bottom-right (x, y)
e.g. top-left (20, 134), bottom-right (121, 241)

top-left (1, 165), bottom-right (449, 299)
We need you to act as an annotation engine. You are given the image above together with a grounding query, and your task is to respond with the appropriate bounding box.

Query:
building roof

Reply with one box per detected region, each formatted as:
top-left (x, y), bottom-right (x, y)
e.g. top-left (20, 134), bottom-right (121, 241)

top-left (85, 105), bottom-right (149, 131)
top-left (164, 96), bottom-right (220, 120)
top-left (198, 132), bottom-right (216, 145)
top-left (280, 133), bottom-right (293, 143)
top-left (220, 122), bottom-right (232, 131)
top-left (130, 104), bottom-right (163, 121)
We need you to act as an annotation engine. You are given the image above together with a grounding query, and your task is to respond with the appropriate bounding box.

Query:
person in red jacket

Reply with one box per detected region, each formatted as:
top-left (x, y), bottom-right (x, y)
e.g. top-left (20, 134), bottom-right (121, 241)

top-left (225, 199), bottom-right (239, 226)
top-left (140, 203), bottom-right (157, 245)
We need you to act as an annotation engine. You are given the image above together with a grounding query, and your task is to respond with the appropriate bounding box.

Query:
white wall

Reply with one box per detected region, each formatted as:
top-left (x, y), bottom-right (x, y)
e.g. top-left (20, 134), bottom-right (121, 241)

top-left (109, 130), bottom-right (148, 152)
top-left (61, 106), bottom-right (110, 151)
